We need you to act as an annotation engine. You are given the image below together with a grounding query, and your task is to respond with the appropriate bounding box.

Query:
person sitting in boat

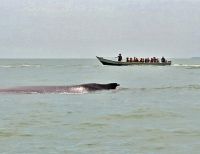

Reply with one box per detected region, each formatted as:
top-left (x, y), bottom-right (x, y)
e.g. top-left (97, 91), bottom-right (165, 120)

top-left (145, 58), bottom-right (150, 63)
top-left (134, 57), bottom-right (138, 62)
top-left (153, 57), bottom-right (156, 63)
top-left (161, 57), bottom-right (166, 63)
top-left (118, 54), bottom-right (122, 62)
top-left (140, 58), bottom-right (144, 63)
top-left (126, 57), bottom-right (130, 62)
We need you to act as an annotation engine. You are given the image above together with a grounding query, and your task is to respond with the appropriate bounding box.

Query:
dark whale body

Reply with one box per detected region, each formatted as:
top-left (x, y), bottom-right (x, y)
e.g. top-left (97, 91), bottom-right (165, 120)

top-left (0, 83), bottom-right (120, 94)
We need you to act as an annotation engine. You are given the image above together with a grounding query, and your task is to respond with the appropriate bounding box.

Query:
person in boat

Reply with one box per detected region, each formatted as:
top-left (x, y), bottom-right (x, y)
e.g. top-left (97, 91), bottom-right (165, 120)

top-left (153, 57), bottom-right (156, 63)
top-left (134, 57), bottom-right (138, 62)
top-left (126, 57), bottom-right (129, 62)
top-left (140, 58), bottom-right (144, 63)
top-left (145, 58), bottom-right (150, 63)
top-left (118, 53), bottom-right (122, 62)
top-left (161, 57), bottom-right (166, 63)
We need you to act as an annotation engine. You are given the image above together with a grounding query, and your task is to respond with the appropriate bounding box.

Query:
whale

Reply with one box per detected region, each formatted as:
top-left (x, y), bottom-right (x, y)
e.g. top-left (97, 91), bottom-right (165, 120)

top-left (0, 83), bottom-right (120, 94)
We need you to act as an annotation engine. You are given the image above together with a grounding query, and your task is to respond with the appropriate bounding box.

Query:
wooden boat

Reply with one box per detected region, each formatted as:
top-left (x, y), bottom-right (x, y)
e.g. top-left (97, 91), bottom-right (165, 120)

top-left (96, 56), bottom-right (171, 66)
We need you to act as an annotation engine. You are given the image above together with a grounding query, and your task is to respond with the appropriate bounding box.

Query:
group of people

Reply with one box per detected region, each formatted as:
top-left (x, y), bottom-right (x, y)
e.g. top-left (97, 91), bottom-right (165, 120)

top-left (117, 54), bottom-right (166, 63)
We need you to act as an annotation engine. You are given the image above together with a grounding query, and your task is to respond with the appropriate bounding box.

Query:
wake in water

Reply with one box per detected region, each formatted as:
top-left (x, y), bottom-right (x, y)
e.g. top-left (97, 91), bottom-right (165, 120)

top-left (0, 64), bottom-right (41, 68)
top-left (152, 85), bottom-right (200, 90)
top-left (118, 85), bottom-right (200, 92)
top-left (173, 64), bottom-right (200, 69)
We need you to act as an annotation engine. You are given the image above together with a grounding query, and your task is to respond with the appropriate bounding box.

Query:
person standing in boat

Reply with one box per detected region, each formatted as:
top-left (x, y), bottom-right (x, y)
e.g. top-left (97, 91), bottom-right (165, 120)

top-left (161, 57), bottom-right (166, 63)
top-left (118, 53), bottom-right (122, 62)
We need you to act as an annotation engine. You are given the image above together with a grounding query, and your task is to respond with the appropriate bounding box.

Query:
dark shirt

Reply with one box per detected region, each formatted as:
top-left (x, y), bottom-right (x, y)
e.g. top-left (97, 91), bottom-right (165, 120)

top-left (118, 55), bottom-right (122, 61)
top-left (161, 57), bottom-right (166, 63)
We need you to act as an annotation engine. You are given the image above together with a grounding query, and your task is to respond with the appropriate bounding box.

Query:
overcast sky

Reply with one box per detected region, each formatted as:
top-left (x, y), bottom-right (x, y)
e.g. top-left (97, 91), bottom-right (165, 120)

top-left (0, 0), bottom-right (200, 58)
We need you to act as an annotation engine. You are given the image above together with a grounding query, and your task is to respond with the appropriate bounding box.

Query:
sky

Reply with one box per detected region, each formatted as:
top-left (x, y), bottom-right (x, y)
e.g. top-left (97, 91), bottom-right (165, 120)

top-left (0, 0), bottom-right (200, 58)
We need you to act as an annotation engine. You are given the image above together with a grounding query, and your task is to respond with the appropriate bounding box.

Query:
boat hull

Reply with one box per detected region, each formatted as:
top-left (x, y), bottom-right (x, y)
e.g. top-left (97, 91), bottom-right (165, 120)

top-left (96, 56), bottom-right (171, 66)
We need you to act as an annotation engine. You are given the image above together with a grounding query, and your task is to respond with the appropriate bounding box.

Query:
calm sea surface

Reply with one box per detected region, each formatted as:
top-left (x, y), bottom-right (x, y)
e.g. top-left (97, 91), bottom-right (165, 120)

top-left (0, 58), bottom-right (200, 154)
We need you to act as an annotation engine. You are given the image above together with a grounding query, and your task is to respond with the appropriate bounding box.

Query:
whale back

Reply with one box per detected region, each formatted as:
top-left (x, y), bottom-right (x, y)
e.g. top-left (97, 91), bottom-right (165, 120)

top-left (81, 83), bottom-right (119, 91)
top-left (0, 83), bottom-right (120, 94)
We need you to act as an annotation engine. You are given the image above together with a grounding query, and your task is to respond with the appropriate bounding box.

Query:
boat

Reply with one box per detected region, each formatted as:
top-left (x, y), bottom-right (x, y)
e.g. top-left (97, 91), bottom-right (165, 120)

top-left (96, 56), bottom-right (171, 66)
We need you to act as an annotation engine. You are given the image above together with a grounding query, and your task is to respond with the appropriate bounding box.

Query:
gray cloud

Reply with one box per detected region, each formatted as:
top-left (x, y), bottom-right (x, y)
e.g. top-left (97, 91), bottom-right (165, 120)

top-left (0, 0), bottom-right (200, 58)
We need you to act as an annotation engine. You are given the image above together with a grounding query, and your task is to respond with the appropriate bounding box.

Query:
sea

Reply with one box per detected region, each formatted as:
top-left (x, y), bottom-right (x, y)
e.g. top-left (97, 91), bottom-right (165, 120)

top-left (0, 58), bottom-right (200, 154)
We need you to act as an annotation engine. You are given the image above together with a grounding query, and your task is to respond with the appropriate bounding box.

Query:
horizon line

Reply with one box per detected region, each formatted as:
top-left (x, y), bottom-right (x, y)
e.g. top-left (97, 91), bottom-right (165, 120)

top-left (0, 57), bottom-right (198, 59)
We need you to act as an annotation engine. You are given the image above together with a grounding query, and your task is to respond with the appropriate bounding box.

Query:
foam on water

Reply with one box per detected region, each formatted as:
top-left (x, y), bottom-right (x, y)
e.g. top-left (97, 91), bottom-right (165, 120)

top-left (173, 64), bottom-right (200, 67)
top-left (173, 64), bottom-right (200, 69)
top-left (0, 64), bottom-right (41, 68)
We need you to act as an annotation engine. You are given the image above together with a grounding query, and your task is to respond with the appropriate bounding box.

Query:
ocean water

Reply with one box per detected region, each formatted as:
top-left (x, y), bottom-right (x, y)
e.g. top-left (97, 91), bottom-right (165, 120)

top-left (0, 58), bottom-right (200, 154)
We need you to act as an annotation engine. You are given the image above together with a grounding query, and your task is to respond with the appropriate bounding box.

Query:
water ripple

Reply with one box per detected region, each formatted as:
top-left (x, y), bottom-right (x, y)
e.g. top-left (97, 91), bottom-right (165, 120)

top-left (99, 110), bottom-right (180, 121)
